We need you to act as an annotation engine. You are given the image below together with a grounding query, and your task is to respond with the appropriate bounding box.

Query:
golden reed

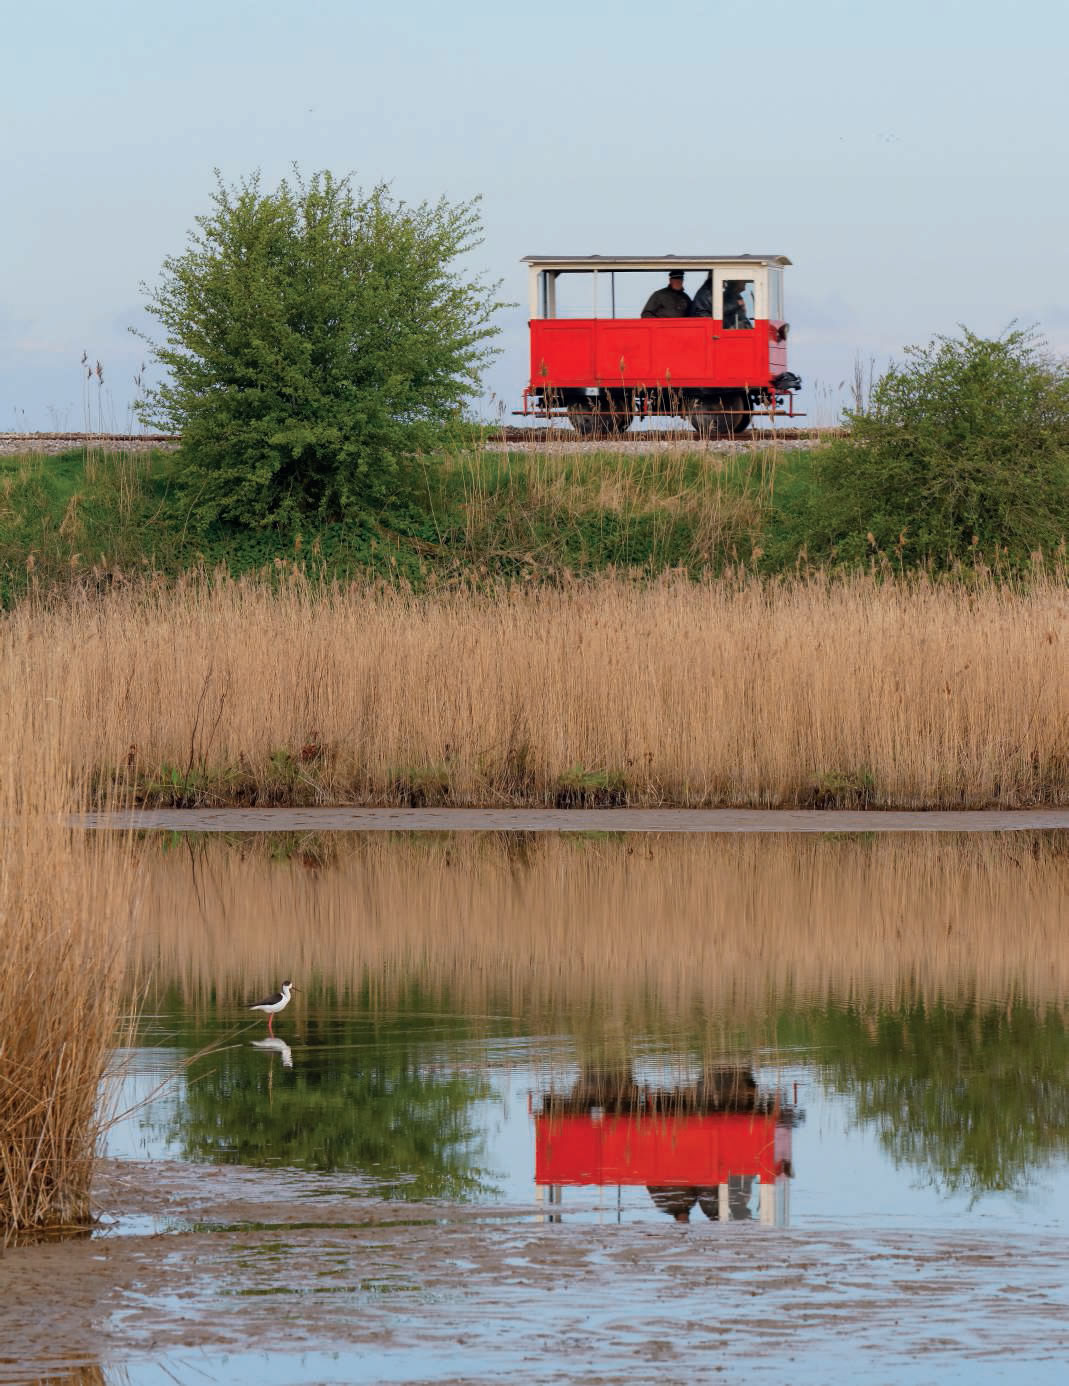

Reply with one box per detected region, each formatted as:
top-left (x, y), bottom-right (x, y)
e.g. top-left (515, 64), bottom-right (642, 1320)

top-left (134, 831), bottom-right (1069, 1024)
top-left (6, 570), bottom-right (1069, 809)
top-left (0, 679), bottom-right (137, 1237)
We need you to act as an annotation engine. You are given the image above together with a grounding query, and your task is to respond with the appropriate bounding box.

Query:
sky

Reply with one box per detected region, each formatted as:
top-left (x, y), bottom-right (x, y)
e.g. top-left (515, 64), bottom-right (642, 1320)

top-left (3, 0), bottom-right (1068, 431)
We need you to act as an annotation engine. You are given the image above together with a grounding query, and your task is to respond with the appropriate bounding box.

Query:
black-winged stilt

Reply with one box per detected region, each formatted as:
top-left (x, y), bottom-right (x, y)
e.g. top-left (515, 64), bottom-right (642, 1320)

top-left (250, 980), bottom-right (296, 1033)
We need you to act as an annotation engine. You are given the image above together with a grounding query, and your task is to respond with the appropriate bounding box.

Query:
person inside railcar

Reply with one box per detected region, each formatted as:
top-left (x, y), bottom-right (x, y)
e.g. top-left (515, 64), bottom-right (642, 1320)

top-left (723, 279), bottom-right (753, 329)
top-left (641, 271), bottom-right (691, 317)
top-left (689, 273), bottom-right (713, 316)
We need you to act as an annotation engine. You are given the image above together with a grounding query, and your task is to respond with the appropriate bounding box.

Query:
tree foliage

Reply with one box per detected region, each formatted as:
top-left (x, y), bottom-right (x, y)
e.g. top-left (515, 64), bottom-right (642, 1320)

top-left (800, 327), bottom-right (1069, 567)
top-left (137, 169), bottom-right (502, 529)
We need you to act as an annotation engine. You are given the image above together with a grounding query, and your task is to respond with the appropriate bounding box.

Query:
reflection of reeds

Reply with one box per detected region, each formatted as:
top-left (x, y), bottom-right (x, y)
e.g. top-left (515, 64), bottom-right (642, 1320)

top-left (26, 1369), bottom-right (106, 1386)
top-left (7, 571), bottom-right (1069, 809)
top-left (0, 678), bottom-right (137, 1238)
top-left (133, 831), bottom-right (1069, 1022)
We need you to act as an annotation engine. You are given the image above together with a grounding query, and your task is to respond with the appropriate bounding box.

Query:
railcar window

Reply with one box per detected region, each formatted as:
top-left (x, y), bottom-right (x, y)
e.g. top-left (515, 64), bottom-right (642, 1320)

top-left (768, 268), bottom-right (783, 321)
top-left (535, 269), bottom-right (771, 321)
top-left (539, 270), bottom-right (709, 319)
top-left (545, 272), bottom-right (601, 319)
top-left (723, 279), bottom-right (755, 330)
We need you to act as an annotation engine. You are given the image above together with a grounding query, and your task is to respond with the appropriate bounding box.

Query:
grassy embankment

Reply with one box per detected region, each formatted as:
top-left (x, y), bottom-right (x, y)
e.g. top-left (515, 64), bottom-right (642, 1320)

top-left (0, 668), bottom-right (139, 1239)
top-left (0, 436), bottom-right (789, 596)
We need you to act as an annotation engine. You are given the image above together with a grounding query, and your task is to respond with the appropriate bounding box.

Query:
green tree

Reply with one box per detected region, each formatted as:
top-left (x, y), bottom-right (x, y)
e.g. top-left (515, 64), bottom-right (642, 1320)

top-left (797, 327), bottom-right (1069, 568)
top-left (137, 169), bottom-right (502, 529)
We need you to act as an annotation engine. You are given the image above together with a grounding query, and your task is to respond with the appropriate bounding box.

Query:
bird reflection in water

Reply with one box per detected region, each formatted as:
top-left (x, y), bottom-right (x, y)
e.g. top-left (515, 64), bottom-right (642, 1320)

top-left (251, 1036), bottom-right (294, 1069)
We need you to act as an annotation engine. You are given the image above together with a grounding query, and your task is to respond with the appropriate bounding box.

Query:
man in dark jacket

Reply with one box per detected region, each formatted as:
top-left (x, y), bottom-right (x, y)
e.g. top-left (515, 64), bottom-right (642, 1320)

top-left (641, 271), bottom-right (691, 318)
top-left (723, 279), bottom-right (752, 329)
top-left (689, 273), bottom-right (713, 316)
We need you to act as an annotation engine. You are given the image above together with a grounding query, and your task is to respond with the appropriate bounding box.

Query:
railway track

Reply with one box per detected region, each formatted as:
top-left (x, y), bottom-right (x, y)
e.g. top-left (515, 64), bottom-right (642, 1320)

top-left (497, 425), bottom-right (846, 444)
top-left (0, 426), bottom-right (846, 456)
top-left (0, 432), bottom-right (180, 455)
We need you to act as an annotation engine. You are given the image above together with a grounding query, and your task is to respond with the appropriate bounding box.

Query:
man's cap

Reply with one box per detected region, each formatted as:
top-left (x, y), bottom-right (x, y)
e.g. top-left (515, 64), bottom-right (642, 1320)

top-left (668, 270), bottom-right (684, 280)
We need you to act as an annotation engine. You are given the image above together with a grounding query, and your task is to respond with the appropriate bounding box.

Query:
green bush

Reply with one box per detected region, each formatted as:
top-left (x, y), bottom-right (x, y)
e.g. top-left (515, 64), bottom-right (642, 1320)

top-left (137, 169), bottom-right (502, 531)
top-left (798, 328), bottom-right (1069, 567)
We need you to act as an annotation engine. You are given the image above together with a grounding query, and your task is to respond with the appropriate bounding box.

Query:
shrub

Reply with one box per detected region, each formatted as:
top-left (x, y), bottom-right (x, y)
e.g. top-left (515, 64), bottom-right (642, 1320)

top-left (137, 169), bottom-right (502, 530)
top-left (801, 327), bottom-right (1069, 567)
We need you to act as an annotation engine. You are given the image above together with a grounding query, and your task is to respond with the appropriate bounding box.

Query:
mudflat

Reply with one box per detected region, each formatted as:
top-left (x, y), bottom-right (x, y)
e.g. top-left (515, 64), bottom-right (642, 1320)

top-left (2, 1161), bottom-right (1067, 1384)
top-left (80, 806), bottom-right (1069, 833)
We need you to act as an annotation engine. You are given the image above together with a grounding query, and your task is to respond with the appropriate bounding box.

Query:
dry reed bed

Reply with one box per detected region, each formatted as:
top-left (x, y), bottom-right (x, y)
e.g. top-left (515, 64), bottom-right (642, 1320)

top-left (0, 684), bottom-right (138, 1237)
top-left (5, 572), bottom-right (1069, 808)
top-left (135, 831), bottom-right (1069, 1024)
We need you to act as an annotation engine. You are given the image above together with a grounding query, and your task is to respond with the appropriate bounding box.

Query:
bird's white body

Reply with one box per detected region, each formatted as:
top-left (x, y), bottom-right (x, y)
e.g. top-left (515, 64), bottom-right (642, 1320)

top-left (251, 1036), bottom-right (294, 1068)
top-left (250, 980), bottom-right (295, 1032)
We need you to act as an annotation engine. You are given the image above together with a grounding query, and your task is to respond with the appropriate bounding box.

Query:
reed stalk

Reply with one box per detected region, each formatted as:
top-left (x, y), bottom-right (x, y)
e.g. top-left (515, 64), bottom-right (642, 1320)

top-left (0, 678), bottom-right (137, 1238)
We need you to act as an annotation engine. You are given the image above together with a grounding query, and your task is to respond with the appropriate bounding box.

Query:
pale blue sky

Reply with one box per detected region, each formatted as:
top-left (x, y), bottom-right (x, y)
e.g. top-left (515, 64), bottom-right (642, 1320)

top-left (3, 0), bottom-right (1068, 429)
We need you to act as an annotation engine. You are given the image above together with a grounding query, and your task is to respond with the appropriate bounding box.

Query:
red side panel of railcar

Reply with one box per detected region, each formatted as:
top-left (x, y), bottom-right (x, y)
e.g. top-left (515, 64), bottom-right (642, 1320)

top-left (534, 1112), bottom-right (788, 1187)
top-left (529, 318), bottom-right (774, 392)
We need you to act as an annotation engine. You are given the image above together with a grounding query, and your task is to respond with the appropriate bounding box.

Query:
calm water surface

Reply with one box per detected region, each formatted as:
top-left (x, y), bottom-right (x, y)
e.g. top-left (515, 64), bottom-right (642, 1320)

top-left (107, 828), bottom-right (1069, 1233)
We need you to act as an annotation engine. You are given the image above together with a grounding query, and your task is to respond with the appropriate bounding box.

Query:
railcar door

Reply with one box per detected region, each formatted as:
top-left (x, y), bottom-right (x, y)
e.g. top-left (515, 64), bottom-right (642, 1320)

top-left (711, 269), bottom-right (763, 387)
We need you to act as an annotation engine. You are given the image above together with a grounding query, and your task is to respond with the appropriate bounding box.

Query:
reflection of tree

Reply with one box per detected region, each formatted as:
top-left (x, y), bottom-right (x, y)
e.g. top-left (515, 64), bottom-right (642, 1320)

top-left (151, 1024), bottom-right (498, 1201)
top-left (803, 1001), bottom-right (1069, 1196)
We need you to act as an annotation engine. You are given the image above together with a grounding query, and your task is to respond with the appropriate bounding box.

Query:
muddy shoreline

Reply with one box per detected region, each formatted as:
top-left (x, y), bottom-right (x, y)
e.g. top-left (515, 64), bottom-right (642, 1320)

top-left (78, 806), bottom-right (1069, 834)
top-left (3, 1160), bottom-right (1066, 1383)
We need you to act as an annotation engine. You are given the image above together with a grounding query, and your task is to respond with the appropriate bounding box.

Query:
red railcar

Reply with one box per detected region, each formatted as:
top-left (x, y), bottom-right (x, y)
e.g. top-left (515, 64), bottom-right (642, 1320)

top-left (519, 254), bottom-right (802, 436)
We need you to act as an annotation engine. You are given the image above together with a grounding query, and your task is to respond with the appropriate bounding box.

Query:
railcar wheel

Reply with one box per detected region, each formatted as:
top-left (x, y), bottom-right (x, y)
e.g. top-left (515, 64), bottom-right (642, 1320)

top-left (689, 407), bottom-right (722, 439)
top-left (567, 402), bottom-right (603, 437)
top-left (724, 391), bottom-right (752, 435)
top-left (601, 406), bottom-right (633, 435)
top-left (690, 392), bottom-right (752, 438)
top-left (568, 398), bottom-right (632, 437)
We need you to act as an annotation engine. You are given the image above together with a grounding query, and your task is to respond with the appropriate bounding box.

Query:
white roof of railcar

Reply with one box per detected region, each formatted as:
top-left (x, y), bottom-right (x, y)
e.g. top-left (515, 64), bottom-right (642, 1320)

top-left (522, 254), bottom-right (791, 269)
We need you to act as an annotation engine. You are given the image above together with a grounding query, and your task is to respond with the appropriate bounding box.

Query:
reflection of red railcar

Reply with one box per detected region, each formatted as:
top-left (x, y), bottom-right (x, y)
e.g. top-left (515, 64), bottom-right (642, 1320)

top-left (532, 1069), bottom-right (799, 1225)
top-left (536, 1112), bottom-right (791, 1187)
top-left (519, 254), bottom-right (802, 437)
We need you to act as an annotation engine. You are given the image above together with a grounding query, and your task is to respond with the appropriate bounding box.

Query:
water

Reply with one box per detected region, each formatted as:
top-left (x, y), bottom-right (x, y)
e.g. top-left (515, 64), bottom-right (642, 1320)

top-left (11, 827), bottom-right (1069, 1384)
top-left (102, 827), bottom-right (1069, 1231)
top-left (106, 992), bottom-right (1069, 1233)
